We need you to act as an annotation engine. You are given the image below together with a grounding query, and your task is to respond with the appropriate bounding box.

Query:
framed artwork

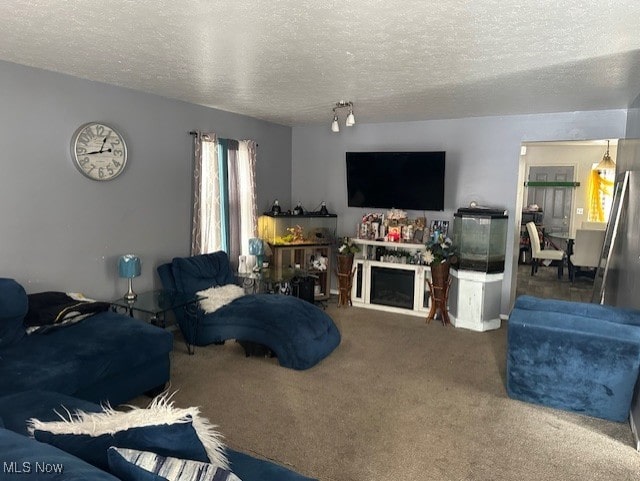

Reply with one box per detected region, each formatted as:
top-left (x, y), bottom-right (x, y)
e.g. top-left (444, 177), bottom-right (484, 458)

top-left (388, 226), bottom-right (401, 242)
top-left (430, 220), bottom-right (449, 237)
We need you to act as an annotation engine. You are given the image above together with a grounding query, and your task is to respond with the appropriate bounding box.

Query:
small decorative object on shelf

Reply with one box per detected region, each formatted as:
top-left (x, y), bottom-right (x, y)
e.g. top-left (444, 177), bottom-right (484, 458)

top-left (293, 202), bottom-right (305, 215)
top-left (336, 237), bottom-right (360, 307)
top-left (422, 234), bottom-right (457, 326)
top-left (270, 199), bottom-right (281, 215)
top-left (285, 225), bottom-right (305, 243)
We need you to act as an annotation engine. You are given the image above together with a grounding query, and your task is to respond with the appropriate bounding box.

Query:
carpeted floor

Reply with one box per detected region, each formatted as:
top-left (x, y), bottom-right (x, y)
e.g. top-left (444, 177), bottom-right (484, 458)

top-left (134, 300), bottom-right (640, 481)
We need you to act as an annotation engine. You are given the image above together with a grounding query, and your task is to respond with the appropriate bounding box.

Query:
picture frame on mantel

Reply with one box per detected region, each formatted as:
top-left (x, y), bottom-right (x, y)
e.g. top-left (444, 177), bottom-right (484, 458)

top-left (430, 220), bottom-right (449, 237)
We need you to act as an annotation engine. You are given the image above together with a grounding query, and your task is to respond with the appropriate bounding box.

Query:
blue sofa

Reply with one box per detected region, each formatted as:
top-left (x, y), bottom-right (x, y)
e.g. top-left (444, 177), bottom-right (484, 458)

top-left (0, 278), bottom-right (317, 480)
top-left (0, 390), bottom-right (316, 481)
top-left (507, 295), bottom-right (640, 422)
top-left (158, 251), bottom-right (341, 370)
top-left (0, 278), bottom-right (172, 404)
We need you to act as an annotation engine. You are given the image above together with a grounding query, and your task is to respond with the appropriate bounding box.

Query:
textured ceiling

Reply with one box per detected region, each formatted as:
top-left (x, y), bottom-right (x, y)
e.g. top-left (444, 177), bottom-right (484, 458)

top-left (1, 1), bottom-right (640, 126)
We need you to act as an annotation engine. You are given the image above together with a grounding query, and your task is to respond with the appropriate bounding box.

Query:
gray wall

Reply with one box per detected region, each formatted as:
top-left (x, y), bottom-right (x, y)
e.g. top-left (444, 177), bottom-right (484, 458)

top-left (292, 111), bottom-right (628, 314)
top-left (0, 60), bottom-right (292, 298)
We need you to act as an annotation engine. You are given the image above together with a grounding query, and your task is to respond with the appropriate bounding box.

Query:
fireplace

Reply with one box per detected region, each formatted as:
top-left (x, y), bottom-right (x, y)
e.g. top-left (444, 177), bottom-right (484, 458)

top-left (370, 266), bottom-right (415, 309)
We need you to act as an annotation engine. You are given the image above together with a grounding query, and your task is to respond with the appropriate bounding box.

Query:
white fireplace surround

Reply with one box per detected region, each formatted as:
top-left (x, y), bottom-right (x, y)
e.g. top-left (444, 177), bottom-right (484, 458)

top-left (350, 239), bottom-right (431, 317)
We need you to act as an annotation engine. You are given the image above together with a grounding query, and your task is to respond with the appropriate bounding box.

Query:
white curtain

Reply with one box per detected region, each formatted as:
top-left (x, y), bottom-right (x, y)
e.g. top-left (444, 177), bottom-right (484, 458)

top-left (191, 132), bottom-right (223, 255)
top-left (191, 133), bottom-right (257, 264)
top-left (238, 140), bottom-right (258, 256)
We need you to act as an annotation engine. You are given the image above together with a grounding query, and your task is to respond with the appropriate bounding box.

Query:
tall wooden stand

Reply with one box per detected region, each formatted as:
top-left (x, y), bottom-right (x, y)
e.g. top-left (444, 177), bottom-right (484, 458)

top-left (426, 262), bottom-right (451, 326)
top-left (337, 255), bottom-right (355, 307)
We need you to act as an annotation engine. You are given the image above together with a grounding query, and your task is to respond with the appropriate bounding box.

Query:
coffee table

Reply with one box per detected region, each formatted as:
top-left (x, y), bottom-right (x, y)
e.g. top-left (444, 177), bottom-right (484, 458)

top-left (111, 289), bottom-right (203, 355)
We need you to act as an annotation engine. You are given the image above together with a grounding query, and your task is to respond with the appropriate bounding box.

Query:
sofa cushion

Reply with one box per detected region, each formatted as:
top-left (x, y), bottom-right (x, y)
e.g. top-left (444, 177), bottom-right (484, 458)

top-left (0, 277), bottom-right (28, 347)
top-left (0, 427), bottom-right (120, 480)
top-left (0, 390), bottom-right (102, 436)
top-left (0, 310), bottom-right (173, 397)
top-left (29, 392), bottom-right (228, 472)
top-left (171, 252), bottom-right (235, 296)
top-left (108, 447), bottom-right (241, 481)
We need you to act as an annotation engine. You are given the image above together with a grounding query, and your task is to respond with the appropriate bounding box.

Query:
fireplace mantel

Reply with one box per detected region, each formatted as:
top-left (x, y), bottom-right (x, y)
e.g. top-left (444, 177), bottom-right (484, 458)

top-left (349, 239), bottom-right (431, 317)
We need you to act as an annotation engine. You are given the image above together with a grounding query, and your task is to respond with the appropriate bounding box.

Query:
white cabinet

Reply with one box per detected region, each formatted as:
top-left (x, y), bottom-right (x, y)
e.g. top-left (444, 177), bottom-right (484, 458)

top-left (448, 268), bottom-right (502, 331)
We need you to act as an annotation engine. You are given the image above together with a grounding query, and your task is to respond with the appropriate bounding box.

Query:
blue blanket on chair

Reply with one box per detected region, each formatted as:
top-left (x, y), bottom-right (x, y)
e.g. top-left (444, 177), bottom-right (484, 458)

top-left (158, 252), bottom-right (340, 370)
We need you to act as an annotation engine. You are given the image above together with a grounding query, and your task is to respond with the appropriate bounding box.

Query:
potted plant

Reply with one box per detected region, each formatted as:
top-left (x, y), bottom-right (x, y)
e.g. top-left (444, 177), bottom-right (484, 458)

top-left (422, 233), bottom-right (457, 325)
top-left (422, 233), bottom-right (457, 267)
top-left (337, 237), bottom-right (361, 256)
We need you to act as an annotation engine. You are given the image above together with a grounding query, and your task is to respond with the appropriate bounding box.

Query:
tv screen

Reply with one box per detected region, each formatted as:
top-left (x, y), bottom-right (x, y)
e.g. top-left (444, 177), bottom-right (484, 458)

top-left (346, 151), bottom-right (445, 211)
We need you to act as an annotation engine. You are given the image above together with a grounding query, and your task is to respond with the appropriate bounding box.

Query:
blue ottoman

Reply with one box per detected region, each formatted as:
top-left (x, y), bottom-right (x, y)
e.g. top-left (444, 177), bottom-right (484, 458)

top-left (507, 295), bottom-right (640, 422)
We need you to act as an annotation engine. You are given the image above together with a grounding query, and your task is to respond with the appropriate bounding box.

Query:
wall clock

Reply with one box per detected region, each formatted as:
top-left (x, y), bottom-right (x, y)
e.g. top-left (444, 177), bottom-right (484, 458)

top-left (70, 122), bottom-right (128, 181)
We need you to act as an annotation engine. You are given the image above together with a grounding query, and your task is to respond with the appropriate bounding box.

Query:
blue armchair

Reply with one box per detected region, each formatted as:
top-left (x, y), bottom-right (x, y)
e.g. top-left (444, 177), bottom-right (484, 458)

top-left (158, 251), bottom-right (341, 370)
top-left (507, 295), bottom-right (640, 422)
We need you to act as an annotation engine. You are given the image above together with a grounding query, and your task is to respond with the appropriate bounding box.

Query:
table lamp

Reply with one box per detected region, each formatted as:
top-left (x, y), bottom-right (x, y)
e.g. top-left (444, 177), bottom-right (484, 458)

top-left (248, 238), bottom-right (264, 272)
top-left (118, 254), bottom-right (141, 301)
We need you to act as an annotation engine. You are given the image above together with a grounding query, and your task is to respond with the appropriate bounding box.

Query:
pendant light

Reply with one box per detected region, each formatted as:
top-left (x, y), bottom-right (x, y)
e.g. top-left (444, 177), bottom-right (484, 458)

top-left (596, 140), bottom-right (616, 170)
top-left (330, 101), bottom-right (355, 132)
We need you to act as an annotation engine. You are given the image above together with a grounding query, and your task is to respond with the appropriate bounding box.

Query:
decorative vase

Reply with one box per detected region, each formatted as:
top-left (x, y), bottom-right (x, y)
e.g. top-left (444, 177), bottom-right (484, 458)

top-left (430, 261), bottom-right (450, 289)
top-left (427, 261), bottom-right (451, 326)
top-left (337, 254), bottom-right (354, 275)
top-left (336, 254), bottom-right (355, 307)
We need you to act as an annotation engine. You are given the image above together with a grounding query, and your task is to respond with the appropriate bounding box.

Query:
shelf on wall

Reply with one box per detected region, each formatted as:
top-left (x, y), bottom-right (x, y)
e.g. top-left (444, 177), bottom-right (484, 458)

top-left (524, 181), bottom-right (580, 187)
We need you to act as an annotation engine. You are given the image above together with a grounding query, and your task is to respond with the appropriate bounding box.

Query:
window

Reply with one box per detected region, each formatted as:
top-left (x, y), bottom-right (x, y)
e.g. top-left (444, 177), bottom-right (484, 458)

top-left (191, 132), bottom-right (257, 269)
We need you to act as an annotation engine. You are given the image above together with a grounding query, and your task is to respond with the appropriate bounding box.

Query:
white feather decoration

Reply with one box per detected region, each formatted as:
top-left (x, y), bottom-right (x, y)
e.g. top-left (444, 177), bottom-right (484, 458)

top-left (27, 391), bottom-right (229, 469)
top-left (197, 284), bottom-right (245, 314)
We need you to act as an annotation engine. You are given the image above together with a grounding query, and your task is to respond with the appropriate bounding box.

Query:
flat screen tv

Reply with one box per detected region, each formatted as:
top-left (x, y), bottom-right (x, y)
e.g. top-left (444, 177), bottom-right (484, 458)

top-left (346, 151), bottom-right (445, 211)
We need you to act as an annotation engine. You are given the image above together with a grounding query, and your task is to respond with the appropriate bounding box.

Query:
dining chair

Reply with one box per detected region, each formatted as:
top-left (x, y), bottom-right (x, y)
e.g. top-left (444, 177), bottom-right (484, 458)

top-left (569, 228), bottom-right (606, 282)
top-left (526, 222), bottom-right (565, 278)
top-left (581, 221), bottom-right (607, 231)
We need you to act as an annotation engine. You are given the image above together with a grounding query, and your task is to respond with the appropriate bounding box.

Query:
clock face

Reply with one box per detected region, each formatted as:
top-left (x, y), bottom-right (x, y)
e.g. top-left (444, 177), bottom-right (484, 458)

top-left (71, 122), bottom-right (127, 181)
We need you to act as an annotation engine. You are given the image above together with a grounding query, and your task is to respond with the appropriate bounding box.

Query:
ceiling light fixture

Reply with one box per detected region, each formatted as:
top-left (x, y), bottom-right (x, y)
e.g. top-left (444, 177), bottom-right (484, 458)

top-left (331, 101), bottom-right (355, 132)
top-left (596, 140), bottom-right (616, 170)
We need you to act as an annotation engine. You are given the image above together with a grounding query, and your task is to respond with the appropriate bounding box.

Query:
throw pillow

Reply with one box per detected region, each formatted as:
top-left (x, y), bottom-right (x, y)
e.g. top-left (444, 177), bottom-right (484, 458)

top-left (24, 291), bottom-right (110, 334)
top-left (197, 284), bottom-right (245, 314)
top-left (28, 392), bottom-right (228, 472)
top-left (108, 447), bottom-right (242, 481)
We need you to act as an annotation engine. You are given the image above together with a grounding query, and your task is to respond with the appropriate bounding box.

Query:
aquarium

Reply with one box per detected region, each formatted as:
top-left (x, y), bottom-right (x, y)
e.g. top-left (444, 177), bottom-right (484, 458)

top-left (258, 213), bottom-right (337, 246)
top-left (452, 208), bottom-right (508, 273)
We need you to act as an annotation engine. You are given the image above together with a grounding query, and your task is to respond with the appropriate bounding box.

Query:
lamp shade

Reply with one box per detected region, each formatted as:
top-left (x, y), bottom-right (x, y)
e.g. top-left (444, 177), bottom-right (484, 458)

top-left (331, 115), bottom-right (340, 132)
top-left (346, 111), bottom-right (355, 126)
top-left (118, 255), bottom-right (141, 278)
top-left (248, 238), bottom-right (264, 256)
top-left (595, 140), bottom-right (616, 170)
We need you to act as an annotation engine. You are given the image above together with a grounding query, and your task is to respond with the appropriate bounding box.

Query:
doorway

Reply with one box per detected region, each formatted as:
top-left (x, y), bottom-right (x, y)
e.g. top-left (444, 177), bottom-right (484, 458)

top-left (527, 165), bottom-right (574, 234)
top-left (513, 140), bottom-right (617, 303)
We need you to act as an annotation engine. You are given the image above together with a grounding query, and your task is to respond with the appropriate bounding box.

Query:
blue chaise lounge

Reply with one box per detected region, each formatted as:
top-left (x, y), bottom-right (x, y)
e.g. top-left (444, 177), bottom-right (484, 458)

top-left (158, 251), bottom-right (341, 370)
